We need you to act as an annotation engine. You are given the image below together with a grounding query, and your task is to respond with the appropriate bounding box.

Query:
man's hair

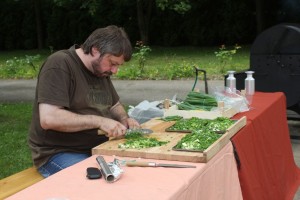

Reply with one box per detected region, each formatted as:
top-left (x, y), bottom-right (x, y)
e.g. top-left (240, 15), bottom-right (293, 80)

top-left (81, 25), bottom-right (132, 61)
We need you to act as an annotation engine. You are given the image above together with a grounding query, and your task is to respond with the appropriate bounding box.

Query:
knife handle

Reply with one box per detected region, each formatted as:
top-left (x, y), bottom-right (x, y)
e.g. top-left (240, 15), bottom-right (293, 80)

top-left (98, 129), bottom-right (107, 135)
top-left (98, 130), bottom-right (117, 141)
top-left (126, 161), bottom-right (155, 167)
top-left (98, 130), bottom-right (119, 141)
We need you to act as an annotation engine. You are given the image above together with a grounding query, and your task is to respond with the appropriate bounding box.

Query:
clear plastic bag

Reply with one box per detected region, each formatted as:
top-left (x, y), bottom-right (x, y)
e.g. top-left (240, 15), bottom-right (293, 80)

top-left (128, 100), bottom-right (164, 124)
top-left (212, 86), bottom-right (250, 113)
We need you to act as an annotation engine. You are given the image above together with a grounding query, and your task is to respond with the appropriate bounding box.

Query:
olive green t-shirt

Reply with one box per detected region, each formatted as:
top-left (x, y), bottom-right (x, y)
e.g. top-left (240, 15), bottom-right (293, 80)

top-left (28, 45), bottom-right (119, 168)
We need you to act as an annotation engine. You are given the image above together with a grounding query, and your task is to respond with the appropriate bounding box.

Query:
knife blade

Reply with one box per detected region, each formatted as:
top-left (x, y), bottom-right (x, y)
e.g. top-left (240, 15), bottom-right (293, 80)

top-left (126, 128), bottom-right (153, 135)
top-left (98, 128), bottom-right (153, 136)
top-left (126, 161), bottom-right (196, 168)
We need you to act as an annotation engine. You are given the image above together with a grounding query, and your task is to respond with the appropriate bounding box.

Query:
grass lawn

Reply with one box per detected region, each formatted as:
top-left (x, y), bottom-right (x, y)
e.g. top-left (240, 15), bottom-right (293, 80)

top-left (0, 103), bottom-right (34, 179)
top-left (117, 45), bottom-right (250, 80)
top-left (0, 45), bottom-right (250, 179)
top-left (0, 45), bottom-right (250, 80)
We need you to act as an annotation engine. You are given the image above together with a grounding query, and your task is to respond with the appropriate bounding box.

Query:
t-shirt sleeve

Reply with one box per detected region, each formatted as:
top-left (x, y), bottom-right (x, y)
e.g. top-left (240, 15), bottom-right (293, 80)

top-left (37, 61), bottom-right (71, 108)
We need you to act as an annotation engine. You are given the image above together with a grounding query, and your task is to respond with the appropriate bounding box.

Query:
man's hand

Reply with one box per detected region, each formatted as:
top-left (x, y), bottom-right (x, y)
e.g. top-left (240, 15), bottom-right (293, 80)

top-left (110, 101), bottom-right (140, 129)
top-left (120, 117), bottom-right (140, 129)
top-left (98, 118), bottom-right (127, 138)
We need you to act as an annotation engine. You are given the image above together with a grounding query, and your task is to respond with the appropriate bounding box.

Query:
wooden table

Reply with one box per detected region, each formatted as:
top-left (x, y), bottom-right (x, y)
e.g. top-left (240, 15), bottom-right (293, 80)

top-left (7, 92), bottom-right (298, 200)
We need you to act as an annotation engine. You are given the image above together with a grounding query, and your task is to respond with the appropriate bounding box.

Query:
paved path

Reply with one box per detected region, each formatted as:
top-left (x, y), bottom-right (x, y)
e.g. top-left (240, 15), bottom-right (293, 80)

top-left (0, 79), bottom-right (223, 105)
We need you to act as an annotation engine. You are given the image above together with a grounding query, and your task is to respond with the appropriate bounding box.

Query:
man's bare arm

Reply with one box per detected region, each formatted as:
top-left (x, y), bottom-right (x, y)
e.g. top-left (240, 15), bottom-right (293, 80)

top-left (110, 101), bottom-right (140, 128)
top-left (39, 103), bottom-right (127, 137)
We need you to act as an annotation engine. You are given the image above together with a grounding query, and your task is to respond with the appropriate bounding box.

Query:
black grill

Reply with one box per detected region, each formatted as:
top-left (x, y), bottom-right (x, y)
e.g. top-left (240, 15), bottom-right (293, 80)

top-left (233, 23), bottom-right (300, 114)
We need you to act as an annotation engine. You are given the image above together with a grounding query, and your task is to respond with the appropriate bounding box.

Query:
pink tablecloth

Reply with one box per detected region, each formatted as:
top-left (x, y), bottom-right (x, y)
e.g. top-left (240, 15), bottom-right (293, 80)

top-left (6, 142), bottom-right (242, 200)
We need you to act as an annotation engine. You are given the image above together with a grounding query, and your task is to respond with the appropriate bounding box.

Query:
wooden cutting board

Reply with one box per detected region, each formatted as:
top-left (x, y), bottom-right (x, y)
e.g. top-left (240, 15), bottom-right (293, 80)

top-left (92, 116), bottom-right (247, 163)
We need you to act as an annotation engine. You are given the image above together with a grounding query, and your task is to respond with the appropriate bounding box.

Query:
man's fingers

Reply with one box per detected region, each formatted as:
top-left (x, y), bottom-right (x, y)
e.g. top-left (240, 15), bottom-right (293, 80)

top-left (127, 118), bottom-right (140, 129)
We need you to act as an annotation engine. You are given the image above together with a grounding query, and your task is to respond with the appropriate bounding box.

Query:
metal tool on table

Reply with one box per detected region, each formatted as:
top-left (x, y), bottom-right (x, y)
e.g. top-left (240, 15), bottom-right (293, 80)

top-left (98, 128), bottom-right (153, 136)
top-left (96, 156), bottom-right (115, 182)
top-left (96, 156), bottom-right (123, 183)
top-left (126, 161), bottom-right (196, 168)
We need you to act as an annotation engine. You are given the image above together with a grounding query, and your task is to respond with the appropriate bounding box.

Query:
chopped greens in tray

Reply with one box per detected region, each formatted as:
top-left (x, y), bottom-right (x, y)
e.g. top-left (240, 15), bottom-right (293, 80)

top-left (166, 117), bottom-right (235, 133)
top-left (118, 131), bottom-right (168, 149)
top-left (168, 117), bottom-right (236, 151)
top-left (205, 117), bottom-right (235, 132)
top-left (166, 117), bottom-right (209, 132)
top-left (118, 117), bottom-right (235, 151)
top-left (174, 130), bottom-right (221, 151)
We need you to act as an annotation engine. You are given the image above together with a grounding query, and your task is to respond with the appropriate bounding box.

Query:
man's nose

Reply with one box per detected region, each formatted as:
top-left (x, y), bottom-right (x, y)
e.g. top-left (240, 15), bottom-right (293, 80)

top-left (111, 66), bottom-right (118, 74)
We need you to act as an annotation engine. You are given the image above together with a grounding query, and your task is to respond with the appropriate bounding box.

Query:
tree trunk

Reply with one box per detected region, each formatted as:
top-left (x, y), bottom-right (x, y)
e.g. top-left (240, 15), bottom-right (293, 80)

top-left (33, 0), bottom-right (43, 49)
top-left (136, 0), bottom-right (154, 45)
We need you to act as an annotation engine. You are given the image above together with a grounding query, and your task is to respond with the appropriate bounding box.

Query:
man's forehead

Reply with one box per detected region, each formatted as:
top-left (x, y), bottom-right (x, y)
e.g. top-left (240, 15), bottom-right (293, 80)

top-left (107, 54), bottom-right (124, 65)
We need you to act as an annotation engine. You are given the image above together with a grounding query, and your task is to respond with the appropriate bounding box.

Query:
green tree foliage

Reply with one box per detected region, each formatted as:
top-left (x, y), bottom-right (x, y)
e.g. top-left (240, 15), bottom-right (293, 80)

top-left (0, 0), bottom-right (295, 50)
top-left (156, 0), bottom-right (191, 14)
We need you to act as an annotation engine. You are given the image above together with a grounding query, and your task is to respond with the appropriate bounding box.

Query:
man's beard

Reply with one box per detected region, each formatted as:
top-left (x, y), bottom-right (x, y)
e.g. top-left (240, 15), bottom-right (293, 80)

top-left (91, 58), bottom-right (112, 77)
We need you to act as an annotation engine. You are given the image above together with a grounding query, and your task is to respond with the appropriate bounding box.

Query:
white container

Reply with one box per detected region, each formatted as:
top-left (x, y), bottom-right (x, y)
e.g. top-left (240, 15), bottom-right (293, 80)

top-left (245, 71), bottom-right (255, 104)
top-left (226, 71), bottom-right (236, 93)
top-left (245, 71), bottom-right (255, 95)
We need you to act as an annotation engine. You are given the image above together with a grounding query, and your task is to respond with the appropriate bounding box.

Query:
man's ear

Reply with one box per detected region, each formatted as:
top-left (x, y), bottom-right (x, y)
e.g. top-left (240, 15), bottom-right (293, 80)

top-left (91, 47), bottom-right (99, 57)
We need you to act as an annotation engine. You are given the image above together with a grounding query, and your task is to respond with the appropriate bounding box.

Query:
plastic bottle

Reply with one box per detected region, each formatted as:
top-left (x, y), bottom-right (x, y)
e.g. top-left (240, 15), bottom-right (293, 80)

top-left (226, 71), bottom-right (236, 93)
top-left (245, 71), bottom-right (255, 104)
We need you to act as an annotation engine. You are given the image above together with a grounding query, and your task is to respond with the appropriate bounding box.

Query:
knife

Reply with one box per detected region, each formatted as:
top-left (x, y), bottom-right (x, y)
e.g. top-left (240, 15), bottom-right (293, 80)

top-left (126, 161), bottom-right (196, 168)
top-left (98, 128), bottom-right (153, 136)
top-left (126, 128), bottom-right (153, 134)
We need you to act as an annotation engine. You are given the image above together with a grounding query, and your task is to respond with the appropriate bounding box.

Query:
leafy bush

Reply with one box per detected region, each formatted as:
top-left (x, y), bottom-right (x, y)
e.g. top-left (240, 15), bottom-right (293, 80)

top-left (116, 61), bottom-right (195, 80)
top-left (0, 46), bottom-right (250, 80)
top-left (133, 41), bottom-right (151, 74)
top-left (0, 55), bottom-right (40, 79)
top-left (214, 44), bottom-right (241, 74)
top-left (165, 61), bottom-right (194, 80)
top-left (116, 65), bottom-right (143, 80)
